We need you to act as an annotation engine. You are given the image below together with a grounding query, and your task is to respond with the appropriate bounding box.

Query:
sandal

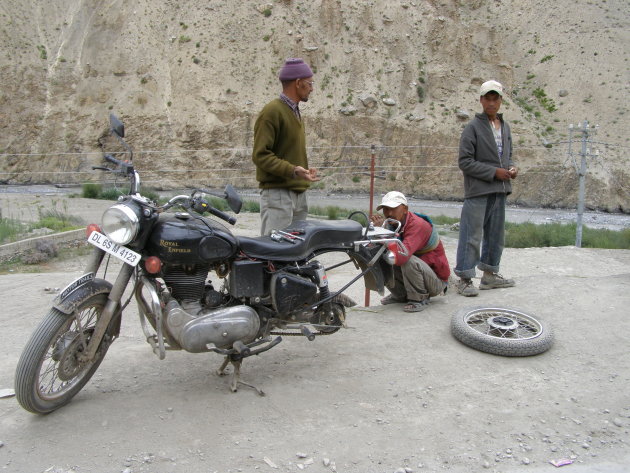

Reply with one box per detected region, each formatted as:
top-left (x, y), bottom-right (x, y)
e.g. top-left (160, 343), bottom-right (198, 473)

top-left (403, 299), bottom-right (430, 313)
top-left (380, 294), bottom-right (406, 305)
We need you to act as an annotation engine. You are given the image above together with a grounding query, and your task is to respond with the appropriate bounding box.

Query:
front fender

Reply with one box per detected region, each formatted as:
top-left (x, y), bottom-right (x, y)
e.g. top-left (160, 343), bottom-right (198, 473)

top-left (348, 246), bottom-right (393, 296)
top-left (53, 273), bottom-right (113, 315)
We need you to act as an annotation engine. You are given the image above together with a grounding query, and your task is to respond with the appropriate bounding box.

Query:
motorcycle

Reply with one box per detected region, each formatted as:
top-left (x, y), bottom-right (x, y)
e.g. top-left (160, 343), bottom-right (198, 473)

top-left (14, 114), bottom-right (407, 414)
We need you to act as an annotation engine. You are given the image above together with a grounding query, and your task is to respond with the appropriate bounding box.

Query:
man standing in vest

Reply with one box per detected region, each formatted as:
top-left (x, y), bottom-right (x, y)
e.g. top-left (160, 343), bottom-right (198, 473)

top-left (252, 58), bottom-right (320, 236)
top-left (371, 191), bottom-right (450, 312)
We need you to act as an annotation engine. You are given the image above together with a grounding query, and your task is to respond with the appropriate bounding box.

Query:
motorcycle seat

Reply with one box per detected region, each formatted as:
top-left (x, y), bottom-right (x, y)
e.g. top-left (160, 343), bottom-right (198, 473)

top-left (237, 219), bottom-right (364, 261)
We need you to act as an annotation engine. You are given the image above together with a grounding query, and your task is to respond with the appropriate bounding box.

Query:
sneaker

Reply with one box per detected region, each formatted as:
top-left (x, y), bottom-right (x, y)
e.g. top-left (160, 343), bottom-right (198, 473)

top-left (456, 278), bottom-right (479, 297)
top-left (479, 273), bottom-right (515, 290)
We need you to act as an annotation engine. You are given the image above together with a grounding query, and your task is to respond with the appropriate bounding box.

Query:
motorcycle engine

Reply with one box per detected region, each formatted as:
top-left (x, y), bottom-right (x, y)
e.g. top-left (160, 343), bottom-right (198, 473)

top-left (162, 263), bottom-right (209, 303)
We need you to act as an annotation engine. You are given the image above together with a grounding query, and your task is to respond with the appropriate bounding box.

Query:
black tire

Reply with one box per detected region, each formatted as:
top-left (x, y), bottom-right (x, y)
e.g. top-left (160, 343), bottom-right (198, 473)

top-left (314, 301), bottom-right (347, 334)
top-left (15, 294), bottom-right (112, 414)
top-left (451, 305), bottom-right (554, 357)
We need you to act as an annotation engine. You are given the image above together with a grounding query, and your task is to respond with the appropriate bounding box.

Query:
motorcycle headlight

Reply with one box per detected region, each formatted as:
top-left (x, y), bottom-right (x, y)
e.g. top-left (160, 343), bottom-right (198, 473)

top-left (102, 204), bottom-right (140, 245)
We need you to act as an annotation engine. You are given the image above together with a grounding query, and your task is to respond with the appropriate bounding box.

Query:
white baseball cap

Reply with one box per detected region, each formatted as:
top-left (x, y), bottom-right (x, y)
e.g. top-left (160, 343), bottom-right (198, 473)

top-left (377, 191), bottom-right (408, 210)
top-left (479, 80), bottom-right (503, 97)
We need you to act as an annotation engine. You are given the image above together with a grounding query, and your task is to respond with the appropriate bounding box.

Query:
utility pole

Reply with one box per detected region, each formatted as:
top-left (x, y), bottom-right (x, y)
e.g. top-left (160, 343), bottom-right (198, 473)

top-left (568, 120), bottom-right (598, 248)
top-left (365, 144), bottom-right (376, 307)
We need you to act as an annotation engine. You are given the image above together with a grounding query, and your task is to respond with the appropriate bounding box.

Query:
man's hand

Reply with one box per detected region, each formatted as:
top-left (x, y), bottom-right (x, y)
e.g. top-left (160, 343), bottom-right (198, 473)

top-left (495, 168), bottom-right (512, 181)
top-left (509, 166), bottom-right (518, 179)
top-left (294, 166), bottom-right (320, 182)
top-left (370, 214), bottom-right (385, 226)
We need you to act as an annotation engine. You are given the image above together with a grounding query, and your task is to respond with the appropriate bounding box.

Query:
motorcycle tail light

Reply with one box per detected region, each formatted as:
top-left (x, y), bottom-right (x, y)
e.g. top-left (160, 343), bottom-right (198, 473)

top-left (144, 256), bottom-right (162, 274)
top-left (86, 223), bottom-right (102, 238)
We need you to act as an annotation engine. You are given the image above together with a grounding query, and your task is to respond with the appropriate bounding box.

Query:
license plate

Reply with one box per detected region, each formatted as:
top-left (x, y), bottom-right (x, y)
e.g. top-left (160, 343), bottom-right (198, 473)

top-left (88, 231), bottom-right (141, 267)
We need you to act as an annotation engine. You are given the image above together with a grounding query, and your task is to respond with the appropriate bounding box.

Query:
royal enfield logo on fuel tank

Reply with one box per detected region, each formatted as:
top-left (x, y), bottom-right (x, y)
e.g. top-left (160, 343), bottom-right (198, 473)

top-left (159, 239), bottom-right (192, 254)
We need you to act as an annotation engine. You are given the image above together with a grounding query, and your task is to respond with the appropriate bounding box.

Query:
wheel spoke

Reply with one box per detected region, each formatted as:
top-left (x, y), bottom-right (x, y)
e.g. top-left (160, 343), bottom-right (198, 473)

top-left (35, 308), bottom-right (100, 399)
top-left (465, 309), bottom-right (542, 341)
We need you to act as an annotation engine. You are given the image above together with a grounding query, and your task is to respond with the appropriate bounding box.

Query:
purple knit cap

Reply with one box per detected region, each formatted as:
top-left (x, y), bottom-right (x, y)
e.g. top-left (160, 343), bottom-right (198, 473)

top-left (278, 58), bottom-right (313, 81)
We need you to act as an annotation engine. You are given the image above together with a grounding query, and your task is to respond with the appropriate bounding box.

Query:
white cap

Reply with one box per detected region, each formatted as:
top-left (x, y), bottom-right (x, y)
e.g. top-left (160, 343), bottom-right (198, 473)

top-left (377, 191), bottom-right (408, 210)
top-left (479, 80), bottom-right (503, 97)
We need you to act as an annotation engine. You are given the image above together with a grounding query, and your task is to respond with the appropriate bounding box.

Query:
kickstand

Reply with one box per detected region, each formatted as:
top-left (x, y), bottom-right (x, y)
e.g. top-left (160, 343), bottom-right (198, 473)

top-left (216, 356), bottom-right (265, 396)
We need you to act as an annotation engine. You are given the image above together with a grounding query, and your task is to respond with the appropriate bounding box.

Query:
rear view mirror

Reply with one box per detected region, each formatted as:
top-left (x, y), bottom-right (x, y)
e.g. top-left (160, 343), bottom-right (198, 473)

top-left (224, 185), bottom-right (242, 214)
top-left (109, 114), bottom-right (125, 138)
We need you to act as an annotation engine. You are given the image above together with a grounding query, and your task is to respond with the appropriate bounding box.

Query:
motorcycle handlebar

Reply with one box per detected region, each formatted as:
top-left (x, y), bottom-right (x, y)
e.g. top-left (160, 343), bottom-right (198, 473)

top-left (207, 206), bottom-right (237, 225)
top-left (104, 154), bottom-right (120, 165)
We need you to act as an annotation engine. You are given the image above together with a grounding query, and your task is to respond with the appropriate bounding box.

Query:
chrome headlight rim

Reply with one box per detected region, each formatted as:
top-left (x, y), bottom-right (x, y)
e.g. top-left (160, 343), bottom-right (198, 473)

top-left (102, 203), bottom-right (140, 245)
top-left (383, 249), bottom-right (396, 265)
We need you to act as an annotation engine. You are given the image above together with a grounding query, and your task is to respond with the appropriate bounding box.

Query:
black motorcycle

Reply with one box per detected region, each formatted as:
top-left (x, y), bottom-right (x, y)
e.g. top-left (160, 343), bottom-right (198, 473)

top-left (14, 114), bottom-right (406, 414)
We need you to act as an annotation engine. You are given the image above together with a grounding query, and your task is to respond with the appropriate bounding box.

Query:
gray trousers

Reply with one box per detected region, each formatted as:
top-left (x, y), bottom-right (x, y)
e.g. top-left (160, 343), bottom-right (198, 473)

top-left (387, 255), bottom-right (446, 302)
top-left (260, 188), bottom-right (308, 236)
top-left (454, 193), bottom-right (506, 279)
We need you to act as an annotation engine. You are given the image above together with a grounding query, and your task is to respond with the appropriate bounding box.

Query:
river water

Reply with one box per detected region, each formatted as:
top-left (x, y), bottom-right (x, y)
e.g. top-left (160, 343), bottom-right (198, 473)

top-left (1, 185), bottom-right (629, 231)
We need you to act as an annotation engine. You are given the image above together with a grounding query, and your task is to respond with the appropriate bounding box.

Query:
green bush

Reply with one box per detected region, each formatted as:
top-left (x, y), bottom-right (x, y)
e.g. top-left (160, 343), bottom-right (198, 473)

top-left (582, 226), bottom-right (630, 249)
top-left (326, 206), bottom-right (339, 220)
top-left (0, 218), bottom-right (25, 244)
top-left (82, 183), bottom-right (102, 199)
top-left (100, 187), bottom-right (125, 201)
top-left (142, 189), bottom-right (162, 203)
top-left (506, 222), bottom-right (571, 248)
top-left (505, 222), bottom-right (630, 249)
top-left (31, 209), bottom-right (84, 233)
top-left (416, 85), bottom-right (425, 102)
top-left (208, 197), bottom-right (229, 211)
top-left (532, 87), bottom-right (557, 113)
top-left (241, 200), bottom-right (260, 213)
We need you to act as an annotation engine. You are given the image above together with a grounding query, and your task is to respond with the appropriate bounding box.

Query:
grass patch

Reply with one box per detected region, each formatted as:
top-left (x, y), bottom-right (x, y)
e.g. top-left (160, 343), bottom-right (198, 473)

top-left (506, 222), bottom-right (630, 249)
top-left (100, 187), bottom-right (126, 200)
top-left (1, 209), bottom-right (83, 244)
top-left (241, 200), bottom-right (260, 213)
top-left (32, 209), bottom-right (83, 233)
top-left (207, 198), bottom-right (259, 214)
top-left (82, 183), bottom-right (102, 199)
top-left (0, 218), bottom-right (26, 244)
top-left (309, 205), bottom-right (343, 220)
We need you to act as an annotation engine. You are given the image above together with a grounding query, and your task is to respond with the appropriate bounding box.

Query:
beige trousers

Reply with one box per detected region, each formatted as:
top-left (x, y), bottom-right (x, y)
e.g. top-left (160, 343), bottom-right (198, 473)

top-left (387, 255), bottom-right (446, 302)
top-left (259, 188), bottom-right (308, 236)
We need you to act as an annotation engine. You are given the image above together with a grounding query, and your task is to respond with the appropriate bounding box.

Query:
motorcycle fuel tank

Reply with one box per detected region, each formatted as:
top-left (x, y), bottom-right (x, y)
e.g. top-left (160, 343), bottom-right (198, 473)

top-left (146, 213), bottom-right (238, 264)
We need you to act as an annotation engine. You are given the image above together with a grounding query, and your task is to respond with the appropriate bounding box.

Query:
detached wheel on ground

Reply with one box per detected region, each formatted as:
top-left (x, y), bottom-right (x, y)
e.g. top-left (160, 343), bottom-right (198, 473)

top-left (451, 305), bottom-right (554, 356)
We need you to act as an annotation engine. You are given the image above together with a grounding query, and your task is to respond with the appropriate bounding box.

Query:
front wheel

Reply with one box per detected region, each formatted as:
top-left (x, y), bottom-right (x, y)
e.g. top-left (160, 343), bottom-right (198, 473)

top-left (15, 294), bottom-right (112, 414)
top-left (451, 305), bottom-right (554, 357)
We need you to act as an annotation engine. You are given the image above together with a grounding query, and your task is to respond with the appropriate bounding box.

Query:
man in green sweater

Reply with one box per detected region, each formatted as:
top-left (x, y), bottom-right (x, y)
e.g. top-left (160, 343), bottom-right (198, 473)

top-left (252, 58), bottom-right (319, 235)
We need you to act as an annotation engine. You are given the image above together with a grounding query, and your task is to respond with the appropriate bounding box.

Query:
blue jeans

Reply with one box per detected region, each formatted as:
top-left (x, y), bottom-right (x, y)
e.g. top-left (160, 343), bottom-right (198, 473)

top-left (455, 193), bottom-right (506, 280)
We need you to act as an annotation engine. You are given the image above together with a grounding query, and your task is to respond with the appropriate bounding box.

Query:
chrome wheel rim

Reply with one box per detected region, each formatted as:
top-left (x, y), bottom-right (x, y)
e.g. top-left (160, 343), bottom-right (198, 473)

top-left (463, 307), bottom-right (543, 340)
top-left (37, 305), bottom-right (101, 401)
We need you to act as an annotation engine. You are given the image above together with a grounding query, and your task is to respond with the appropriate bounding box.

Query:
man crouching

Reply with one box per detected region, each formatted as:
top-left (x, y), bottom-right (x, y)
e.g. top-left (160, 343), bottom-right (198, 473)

top-left (371, 191), bottom-right (450, 312)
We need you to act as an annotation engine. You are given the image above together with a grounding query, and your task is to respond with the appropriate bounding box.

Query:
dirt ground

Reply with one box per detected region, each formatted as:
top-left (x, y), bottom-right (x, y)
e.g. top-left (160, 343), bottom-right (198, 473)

top-left (0, 197), bottom-right (629, 473)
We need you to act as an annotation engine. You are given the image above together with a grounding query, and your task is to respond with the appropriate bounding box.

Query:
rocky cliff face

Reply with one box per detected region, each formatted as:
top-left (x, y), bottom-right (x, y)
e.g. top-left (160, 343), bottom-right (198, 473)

top-left (0, 0), bottom-right (628, 211)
